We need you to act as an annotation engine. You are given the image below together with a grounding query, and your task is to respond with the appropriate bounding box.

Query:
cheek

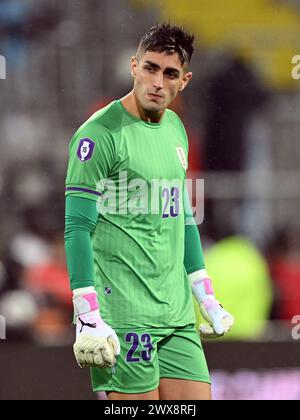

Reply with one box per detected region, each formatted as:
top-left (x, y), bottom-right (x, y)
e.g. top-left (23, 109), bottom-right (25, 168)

top-left (168, 84), bottom-right (180, 99)
top-left (134, 77), bottom-right (144, 96)
top-left (135, 74), bottom-right (149, 92)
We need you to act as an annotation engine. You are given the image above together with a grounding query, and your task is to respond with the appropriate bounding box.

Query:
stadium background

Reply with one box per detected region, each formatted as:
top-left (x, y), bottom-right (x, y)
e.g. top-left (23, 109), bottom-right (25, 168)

top-left (0, 0), bottom-right (300, 400)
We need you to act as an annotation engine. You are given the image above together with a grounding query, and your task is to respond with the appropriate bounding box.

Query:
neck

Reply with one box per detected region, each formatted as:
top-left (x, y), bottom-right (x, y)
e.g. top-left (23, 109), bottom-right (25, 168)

top-left (121, 91), bottom-right (165, 124)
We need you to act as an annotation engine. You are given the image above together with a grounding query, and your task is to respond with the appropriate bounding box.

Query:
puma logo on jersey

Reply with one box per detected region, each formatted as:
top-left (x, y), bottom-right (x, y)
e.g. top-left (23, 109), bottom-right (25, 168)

top-left (176, 147), bottom-right (188, 170)
top-left (78, 318), bottom-right (97, 333)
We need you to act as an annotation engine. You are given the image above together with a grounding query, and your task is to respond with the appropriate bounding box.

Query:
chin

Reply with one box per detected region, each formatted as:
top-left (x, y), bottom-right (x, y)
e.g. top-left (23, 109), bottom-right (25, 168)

top-left (144, 101), bottom-right (165, 113)
top-left (146, 105), bottom-right (162, 113)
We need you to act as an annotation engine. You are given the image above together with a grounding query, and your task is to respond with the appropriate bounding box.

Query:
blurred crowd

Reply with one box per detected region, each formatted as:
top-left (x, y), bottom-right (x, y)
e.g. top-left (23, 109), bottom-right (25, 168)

top-left (0, 0), bottom-right (300, 345)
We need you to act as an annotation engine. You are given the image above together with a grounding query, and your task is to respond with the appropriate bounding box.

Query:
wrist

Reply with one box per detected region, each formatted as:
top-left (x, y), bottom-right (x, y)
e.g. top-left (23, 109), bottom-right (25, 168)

top-left (73, 286), bottom-right (96, 297)
top-left (188, 270), bottom-right (215, 304)
top-left (73, 287), bottom-right (100, 317)
top-left (188, 269), bottom-right (208, 282)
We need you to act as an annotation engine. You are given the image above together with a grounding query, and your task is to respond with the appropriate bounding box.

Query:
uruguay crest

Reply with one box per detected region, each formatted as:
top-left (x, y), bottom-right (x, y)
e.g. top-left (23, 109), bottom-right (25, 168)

top-left (176, 146), bottom-right (188, 170)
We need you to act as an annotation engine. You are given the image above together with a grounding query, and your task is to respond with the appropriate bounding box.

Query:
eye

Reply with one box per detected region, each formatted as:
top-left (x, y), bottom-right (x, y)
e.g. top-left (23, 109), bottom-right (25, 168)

top-left (165, 72), bottom-right (178, 80)
top-left (145, 66), bottom-right (155, 73)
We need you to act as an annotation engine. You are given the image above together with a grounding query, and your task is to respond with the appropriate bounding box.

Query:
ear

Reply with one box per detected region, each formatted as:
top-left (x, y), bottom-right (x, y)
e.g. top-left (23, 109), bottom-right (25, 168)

top-left (179, 72), bottom-right (193, 92)
top-left (131, 56), bottom-right (138, 78)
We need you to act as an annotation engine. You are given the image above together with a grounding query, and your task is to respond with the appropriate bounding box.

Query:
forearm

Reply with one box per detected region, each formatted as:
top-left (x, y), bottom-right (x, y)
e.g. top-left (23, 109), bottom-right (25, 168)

top-left (183, 185), bottom-right (206, 275)
top-left (65, 229), bottom-right (95, 290)
top-left (184, 224), bottom-right (211, 305)
top-left (184, 222), bottom-right (215, 305)
top-left (184, 223), bottom-right (206, 275)
top-left (64, 196), bottom-right (98, 291)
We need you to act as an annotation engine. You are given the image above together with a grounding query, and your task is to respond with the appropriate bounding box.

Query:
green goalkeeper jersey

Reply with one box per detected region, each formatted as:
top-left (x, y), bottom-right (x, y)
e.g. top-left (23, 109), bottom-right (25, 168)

top-left (65, 100), bottom-right (195, 329)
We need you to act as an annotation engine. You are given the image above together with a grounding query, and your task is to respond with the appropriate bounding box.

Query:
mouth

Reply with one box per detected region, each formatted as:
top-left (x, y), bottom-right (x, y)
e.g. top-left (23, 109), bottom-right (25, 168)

top-left (148, 93), bottom-right (163, 101)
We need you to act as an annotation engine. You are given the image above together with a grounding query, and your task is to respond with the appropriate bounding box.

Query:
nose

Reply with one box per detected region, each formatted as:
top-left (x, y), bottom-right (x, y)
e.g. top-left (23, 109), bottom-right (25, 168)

top-left (153, 72), bottom-right (164, 90)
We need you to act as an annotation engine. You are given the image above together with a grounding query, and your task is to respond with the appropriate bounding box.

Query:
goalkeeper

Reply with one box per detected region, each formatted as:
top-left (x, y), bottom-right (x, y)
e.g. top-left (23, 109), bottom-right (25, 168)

top-left (65, 23), bottom-right (234, 400)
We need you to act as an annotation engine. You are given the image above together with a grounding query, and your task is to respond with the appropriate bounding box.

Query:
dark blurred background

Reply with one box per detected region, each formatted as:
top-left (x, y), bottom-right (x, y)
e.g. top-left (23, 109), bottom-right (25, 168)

top-left (0, 0), bottom-right (300, 400)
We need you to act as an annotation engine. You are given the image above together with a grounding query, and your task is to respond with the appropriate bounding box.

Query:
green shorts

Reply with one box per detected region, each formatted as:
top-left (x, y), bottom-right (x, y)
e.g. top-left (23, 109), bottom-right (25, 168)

top-left (91, 325), bottom-right (211, 394)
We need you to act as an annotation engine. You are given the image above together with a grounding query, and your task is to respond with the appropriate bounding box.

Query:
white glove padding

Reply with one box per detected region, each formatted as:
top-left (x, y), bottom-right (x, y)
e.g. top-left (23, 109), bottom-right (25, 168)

top-left (74, 311), bottom-right (120, 368)
top-left (73, 288), bottom-right (120, 369)
top-left (199, 300), bottom-right (235, 339)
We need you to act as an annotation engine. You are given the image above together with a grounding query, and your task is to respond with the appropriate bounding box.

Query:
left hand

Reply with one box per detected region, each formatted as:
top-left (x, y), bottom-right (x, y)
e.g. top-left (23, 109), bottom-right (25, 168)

top-left (198, 298), bottom-right (235, 339)
top-left (190, 272), bottom-right (235, 339)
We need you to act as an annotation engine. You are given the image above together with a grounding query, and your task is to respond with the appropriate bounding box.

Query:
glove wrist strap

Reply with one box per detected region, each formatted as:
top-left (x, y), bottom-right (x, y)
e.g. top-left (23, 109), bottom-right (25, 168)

top-left (188, 270), bottom-right (216, 304)
top-left (73, 289), bottom-right (99, 317)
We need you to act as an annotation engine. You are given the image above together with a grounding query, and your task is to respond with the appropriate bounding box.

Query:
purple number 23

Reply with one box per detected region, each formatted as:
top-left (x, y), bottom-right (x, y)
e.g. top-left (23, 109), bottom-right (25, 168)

top-left (162, 187), bottom-right (180, 219)
top-left (126, 333), bottom-right (153, 363)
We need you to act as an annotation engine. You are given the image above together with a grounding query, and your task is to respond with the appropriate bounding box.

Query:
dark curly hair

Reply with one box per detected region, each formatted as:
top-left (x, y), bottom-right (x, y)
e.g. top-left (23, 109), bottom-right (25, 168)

top-left (137, 23), bottom-right (195, 67)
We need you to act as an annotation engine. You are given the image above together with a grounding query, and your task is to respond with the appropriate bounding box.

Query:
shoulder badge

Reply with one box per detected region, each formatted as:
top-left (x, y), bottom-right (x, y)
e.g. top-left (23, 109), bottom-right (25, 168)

top-left (77, 138), bottom-right (95, 162)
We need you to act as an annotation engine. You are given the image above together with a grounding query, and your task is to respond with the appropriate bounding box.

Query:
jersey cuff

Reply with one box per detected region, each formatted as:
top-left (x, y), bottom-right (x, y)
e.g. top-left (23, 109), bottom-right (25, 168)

top-left (65, 186), bottom-right (102, 201)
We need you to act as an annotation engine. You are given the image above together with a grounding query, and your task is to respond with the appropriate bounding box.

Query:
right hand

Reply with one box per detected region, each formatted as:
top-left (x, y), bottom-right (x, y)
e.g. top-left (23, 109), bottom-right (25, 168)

top-left (74, 310), bottom-right (120, 368)
top-left (73, 289), bottom-right (120, 368)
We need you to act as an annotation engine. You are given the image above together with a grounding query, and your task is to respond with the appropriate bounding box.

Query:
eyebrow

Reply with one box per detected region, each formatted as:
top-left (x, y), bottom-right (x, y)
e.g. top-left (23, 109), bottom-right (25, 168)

top-left (144, 60), bottom-right (181, 75)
